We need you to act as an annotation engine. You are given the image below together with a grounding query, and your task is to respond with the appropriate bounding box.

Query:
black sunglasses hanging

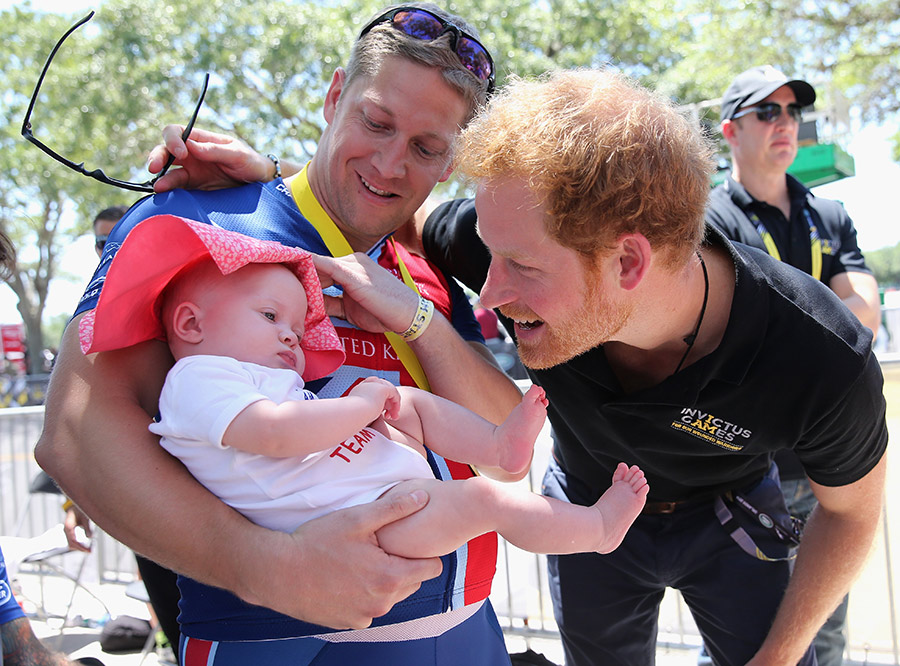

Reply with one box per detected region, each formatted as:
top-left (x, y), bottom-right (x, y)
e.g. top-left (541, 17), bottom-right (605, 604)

top-left (21, 11), bottom-right (209, 193)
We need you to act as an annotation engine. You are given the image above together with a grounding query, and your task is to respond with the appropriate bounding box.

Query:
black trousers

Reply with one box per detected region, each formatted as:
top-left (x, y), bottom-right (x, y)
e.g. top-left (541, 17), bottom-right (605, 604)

top-left (543, 459), bottom-right (817, 666)
top-left (136, 554), bottom-right (181, 663)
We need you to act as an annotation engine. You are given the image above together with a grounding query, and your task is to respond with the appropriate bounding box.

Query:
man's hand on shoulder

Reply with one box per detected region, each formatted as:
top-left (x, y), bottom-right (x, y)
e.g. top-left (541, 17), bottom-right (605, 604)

top-left (148, 126), bottom-right (274, 193)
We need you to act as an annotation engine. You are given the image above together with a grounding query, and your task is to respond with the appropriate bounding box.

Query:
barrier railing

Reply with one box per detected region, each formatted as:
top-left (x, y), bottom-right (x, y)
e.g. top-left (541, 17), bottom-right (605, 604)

top-left (2, 360), bottom-right (899, 663)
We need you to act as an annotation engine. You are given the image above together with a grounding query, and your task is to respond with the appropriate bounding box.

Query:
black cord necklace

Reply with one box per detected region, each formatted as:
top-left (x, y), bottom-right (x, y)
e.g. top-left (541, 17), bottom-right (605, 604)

top-left (673, 251), bottom-right (709, 375)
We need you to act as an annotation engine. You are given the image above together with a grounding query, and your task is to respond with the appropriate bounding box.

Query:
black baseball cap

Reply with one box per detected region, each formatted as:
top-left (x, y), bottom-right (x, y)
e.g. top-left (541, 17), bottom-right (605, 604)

top-left (720, 65), bottom-right (816, 122)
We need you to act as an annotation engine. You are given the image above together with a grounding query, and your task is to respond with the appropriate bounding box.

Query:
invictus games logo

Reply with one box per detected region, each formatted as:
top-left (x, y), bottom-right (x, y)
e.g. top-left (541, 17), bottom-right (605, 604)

top-left (671, 408), bottom-right (752, 451)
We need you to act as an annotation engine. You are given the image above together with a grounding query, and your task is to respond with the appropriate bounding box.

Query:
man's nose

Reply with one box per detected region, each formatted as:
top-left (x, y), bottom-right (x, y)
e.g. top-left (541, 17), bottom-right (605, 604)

top-left (372, 138), bottom-right (408, 180)
top-left (479, 261), bottom-right (514, 310)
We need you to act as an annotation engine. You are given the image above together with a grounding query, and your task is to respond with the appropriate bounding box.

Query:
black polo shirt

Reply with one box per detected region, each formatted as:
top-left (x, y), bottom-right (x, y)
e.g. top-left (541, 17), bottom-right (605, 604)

top-left (706, 174), bottom-right (871, 283)
top-left (424, 202), bottom-right (886, 503)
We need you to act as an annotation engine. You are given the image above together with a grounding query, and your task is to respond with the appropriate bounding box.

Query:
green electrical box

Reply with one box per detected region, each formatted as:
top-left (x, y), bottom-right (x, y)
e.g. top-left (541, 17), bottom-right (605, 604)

top-left (787, 143), bottom-right (856, 187)
top-left (713, 142), bottom-right (855, 188)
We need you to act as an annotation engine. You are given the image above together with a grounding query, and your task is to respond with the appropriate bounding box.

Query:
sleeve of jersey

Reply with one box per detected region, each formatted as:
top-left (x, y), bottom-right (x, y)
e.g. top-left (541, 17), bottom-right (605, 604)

top-left (422, 198), bottom-right (491, 294)
top-left (72, 191), bottom-right (214, 318)
top-left (704, 189), bottom-right (751, 246)
top-left (0, 545), bottom-right (26, 625)
top-left (831, 201), bottom-right (872, 277)
top-left (793, 352), bottom-right (888, 486)
top-left (150, 357), bottom-right (270, 451)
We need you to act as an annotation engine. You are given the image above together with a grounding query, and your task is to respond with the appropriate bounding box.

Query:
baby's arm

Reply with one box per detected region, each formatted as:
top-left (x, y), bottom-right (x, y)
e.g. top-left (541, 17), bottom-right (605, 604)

top-left (387, 385), bottom-right (548, 482)
top-left (223, 378), bottom-right (400, 458)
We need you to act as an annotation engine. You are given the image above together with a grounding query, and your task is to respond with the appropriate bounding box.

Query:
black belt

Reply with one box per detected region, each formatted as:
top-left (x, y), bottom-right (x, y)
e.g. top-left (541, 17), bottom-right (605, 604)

top-left (640, 475), bottom-right (769, 516)
top-left (641, 497), bottom-right (707, 515)
top-left (643, 500), bottom-right (686, 514)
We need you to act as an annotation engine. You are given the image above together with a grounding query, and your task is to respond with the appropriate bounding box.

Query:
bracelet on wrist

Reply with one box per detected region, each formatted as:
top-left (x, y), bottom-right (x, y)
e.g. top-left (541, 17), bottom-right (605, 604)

top-left (266, 153), bottom-right (282, 181)
top-left (62, 498), bottom-right (74, 512)
top-left (400, 295), bottom-right (434, 341)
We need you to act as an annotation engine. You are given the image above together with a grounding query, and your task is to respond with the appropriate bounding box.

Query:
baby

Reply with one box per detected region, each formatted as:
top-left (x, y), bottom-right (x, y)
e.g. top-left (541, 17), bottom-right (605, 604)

top-left (80, 215), bottom-right (648, 559)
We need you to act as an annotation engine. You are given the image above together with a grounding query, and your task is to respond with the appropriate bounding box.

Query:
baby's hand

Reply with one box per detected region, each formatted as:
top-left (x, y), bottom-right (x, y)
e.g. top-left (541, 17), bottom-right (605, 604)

top-left (350, 377), bottom-right (401, 421)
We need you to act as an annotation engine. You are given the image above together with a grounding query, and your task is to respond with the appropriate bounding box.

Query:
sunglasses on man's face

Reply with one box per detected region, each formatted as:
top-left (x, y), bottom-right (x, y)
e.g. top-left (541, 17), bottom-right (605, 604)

top-left (21, 11), bottom-right (209, 193)
top-left (95, 235), bottom-right (109, 253)
top-left (731, 102), bottom-right (804, 124)
top-left (358, 7), bottom-right (495, 94)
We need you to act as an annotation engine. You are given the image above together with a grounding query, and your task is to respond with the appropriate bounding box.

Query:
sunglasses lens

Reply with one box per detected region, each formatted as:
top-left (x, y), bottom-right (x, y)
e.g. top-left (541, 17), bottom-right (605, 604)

top-left (749, 103), bottom-right (802, 124)
top-left (382, 9), bottom-right (493, 84)
top-left (756, 104), bottom-right (780, 123)
top-left (394, 10), bottom-right (445, 41)
top-left (457, 37), bottom-right (493, 79)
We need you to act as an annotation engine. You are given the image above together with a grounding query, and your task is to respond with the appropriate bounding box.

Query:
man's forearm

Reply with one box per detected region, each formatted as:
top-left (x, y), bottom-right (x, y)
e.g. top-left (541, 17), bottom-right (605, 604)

top-left (2, 617), bottom-right (69, 666)
top-left (830, 271), bottom-right (881, 337)
top-left (842, 293), bottom-right (881, 337)
top-left (750, 459), bottom-right (886, 664)
top-left (409, 313), bottom-right (522, 425)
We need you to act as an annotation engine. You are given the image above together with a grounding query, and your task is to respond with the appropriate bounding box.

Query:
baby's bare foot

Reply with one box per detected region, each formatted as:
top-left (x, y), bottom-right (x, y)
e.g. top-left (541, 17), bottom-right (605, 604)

top-left (496, 385), bottom-right (548, 475)
top-left (594, 462), bottom-right (649, 553)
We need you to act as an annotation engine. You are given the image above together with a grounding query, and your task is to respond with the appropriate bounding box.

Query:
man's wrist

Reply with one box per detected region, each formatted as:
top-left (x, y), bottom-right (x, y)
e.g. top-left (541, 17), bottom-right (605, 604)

top-left (266, 154), bottom-right (282, 181)
top-left (399, 295), bottom-right (434, 341)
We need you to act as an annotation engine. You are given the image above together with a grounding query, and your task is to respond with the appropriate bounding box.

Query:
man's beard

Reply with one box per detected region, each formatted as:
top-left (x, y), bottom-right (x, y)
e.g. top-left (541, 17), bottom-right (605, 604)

top-left (503, 281), bottom-right (631, 370)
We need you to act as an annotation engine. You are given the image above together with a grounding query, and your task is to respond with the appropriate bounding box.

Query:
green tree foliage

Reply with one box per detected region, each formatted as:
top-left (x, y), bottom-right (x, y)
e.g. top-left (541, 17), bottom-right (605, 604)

top-left (865, 244), bottom-right (900, 288)
top-left (654, 0), bottom-right (900, 142)
top-left (1, 7), bottom-right (137, 372)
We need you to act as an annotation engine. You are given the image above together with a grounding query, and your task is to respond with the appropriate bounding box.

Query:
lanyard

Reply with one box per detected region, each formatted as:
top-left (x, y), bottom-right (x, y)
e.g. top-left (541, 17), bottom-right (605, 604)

top-left (747, 208), bottom-right (822, 282)
top-left (290, 164), bottom-right (431, 391)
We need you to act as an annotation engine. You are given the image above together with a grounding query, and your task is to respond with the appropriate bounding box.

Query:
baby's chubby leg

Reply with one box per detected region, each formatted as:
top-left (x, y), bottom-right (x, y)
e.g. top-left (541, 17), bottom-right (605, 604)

top-left (374, 477), bottom-right (501, 560)
top-left (493, 385), bottom-right (548, 476)
top-left (374, 461), bottom-right (649, 559)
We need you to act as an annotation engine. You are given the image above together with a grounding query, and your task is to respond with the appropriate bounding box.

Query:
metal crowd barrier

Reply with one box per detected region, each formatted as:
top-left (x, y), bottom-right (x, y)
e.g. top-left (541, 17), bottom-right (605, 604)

top-left (2, 363), bottom-right (899, 663)
top-left (0, 405), bottom-right (135, 585)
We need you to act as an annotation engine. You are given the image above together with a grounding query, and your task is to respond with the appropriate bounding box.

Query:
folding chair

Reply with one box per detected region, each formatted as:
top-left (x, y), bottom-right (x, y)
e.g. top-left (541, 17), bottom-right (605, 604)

top-left (3, 470), bottom-right (110, 629)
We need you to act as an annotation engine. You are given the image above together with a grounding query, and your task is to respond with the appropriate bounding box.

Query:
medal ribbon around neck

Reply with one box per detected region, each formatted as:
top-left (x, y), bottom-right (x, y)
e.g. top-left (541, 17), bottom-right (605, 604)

top-left (290, 163), bottom-right (431, 391)
top-left (747, 209), bottom-right (822, 282)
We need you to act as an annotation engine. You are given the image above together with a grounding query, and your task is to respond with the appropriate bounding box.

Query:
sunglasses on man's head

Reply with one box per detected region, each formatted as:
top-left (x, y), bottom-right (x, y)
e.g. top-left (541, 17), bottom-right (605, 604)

top-left (21, 11), bottom-right (209, 193)
top-left (358, 7), bottom-right (495, 94)
top-left (731, 102), bottom-right (804, 124)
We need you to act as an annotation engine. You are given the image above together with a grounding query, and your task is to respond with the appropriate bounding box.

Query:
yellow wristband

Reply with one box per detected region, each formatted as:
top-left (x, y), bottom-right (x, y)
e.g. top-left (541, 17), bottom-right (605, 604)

top-left (400, 296), bottom-right (434, 341)
top-left (62, 498), bottom-right (74, 512)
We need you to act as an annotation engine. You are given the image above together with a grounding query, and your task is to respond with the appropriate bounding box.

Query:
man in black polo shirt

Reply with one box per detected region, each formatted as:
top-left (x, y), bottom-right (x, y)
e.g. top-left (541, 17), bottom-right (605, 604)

top-left (422, 69), bottom-right (887, 666)
top-left (706, 65), bottom-right (882, 666)
top-left (707, 65), bottom-right (880, 333)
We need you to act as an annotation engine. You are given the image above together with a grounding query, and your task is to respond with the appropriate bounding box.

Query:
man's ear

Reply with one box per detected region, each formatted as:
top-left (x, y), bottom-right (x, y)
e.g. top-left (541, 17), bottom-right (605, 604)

top-left (721, 119), bottom-right (738, 146)
top-left (616, 233), bottom-right (652, 291)
top-left (438, 162), bottom-right (454, 183)
top-left (323, 68), bottom-right (347, 125)
top-left (171, 302), bottom-right (204, 344)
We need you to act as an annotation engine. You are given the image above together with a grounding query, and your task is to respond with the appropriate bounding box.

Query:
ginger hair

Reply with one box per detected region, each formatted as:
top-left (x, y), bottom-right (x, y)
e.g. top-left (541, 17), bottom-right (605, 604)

top-left (456, 69), bottom-right (714, 266)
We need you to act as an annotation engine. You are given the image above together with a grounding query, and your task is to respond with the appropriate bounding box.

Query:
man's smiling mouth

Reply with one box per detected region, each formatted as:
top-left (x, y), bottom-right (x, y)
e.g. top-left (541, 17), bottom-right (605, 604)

top-left (361, 176), bottom-right (395, 198)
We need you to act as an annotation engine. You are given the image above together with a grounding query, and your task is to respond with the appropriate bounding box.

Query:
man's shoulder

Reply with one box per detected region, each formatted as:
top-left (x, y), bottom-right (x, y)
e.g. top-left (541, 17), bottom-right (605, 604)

top-left (705, 187), bottom-right (761, 247)
top-left (706, 184), bottom-right (744, 220)
top-left (733, 242), bottom-right (871, 353)
top-left (806, 192), bottom-right (850, 226)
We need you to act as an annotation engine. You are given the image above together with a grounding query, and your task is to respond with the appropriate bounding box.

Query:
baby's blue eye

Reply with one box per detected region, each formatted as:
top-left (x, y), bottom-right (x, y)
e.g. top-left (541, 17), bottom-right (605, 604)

top-left (264, 312), bottom-right (276, 321)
